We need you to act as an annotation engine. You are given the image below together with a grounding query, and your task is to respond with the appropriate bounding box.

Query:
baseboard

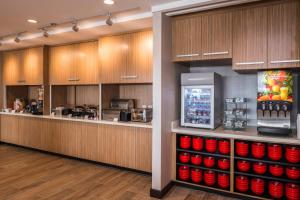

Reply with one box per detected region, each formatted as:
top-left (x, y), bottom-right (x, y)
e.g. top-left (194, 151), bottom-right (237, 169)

top-left (150, 181), bottom-right (174, 199)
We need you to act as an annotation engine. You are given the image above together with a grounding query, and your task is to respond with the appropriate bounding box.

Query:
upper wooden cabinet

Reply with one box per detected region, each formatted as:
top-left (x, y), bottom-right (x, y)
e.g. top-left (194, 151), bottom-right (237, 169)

top-left (201, 11), bottom-right (232, 60)
top-left (99, 30), bottom-right (153, 84)
top-left (49, 41), bottom-right (99, 85)
top-left (232, 6), bottom-right (268, 70)
top-left (172, 15), bottom-right (202, 62)
top-left (268, 1), bottom-right (300, 69)
top-left (172, 10), bottom-right (232, 62)
top-left (2, 47), bottom-right (46, 85)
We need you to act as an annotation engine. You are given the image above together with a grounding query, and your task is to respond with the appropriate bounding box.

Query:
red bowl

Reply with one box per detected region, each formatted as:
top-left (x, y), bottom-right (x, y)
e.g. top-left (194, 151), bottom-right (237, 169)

top-left (269, 165), bottom-right (284, 177)
top-left (286, 146), bottom-right (300, 164)
top-left (204, 156), bottom-right (215, 168)
top-left (253, 162), bottom-right (267, 175)
top-left (219, 139), bottom-right (230, 155)
top-left (205, 138), bottom-right (217, 153)
top-left (218, 173), bottom-right (230, 189)
top-left (204, 170), bottom-right (216, 186)
top-left (179, 152), bottom-right (190, 164)
top-left (269, 181), bottom-right (284, 199)
top-left (191, 154), bottom-right (202, 166)
top-left (251, 178), bottom-right (265, 195)
top-left (236, 175), bottom-right (249, 192)
top-left (218, 158), bottom-right (230, 170)
top-left (180, 136), bottom-right (191, 149)
top-left (178, 166), bottom-right (190, 181)
top-left (191, 168), bottom-right (202, 183)
top-left (236, 141), bottom-right (249, 157)
top-left (268, 144), bottom-right (282, 161)
top-left (286, 166), bottom-right (300, 180)
top-left (192, 137), bottom-right (204, 151)
top-left (286, 183), bottom-right (300, 200)
top-left (237, 160), bottom-right (250, 172)
top-left (251, 142), bottom-right (266, 159)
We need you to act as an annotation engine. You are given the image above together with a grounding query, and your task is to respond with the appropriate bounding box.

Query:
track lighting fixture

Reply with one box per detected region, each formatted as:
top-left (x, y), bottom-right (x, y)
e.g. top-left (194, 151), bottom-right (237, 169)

top-left (72, 21), bottom-right (79, 32)
top-left (14, 34), bottom-right (21, 43)
top-left (106, 12), bottom-right (113, 26)
top-left (41, 28), bottom-right (49, 37)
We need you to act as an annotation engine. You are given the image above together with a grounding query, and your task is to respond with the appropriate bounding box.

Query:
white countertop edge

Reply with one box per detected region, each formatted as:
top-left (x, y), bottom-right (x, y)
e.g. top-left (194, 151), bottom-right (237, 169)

top-left (171, 121), bottom-right (300, 145)
top-left (0, 112), bottom-right (152, 129)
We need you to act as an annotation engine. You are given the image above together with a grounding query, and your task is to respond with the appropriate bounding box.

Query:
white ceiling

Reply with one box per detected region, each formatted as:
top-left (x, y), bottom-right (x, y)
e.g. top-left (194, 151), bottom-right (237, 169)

top-left (0, 0), bottom-right (175, 51)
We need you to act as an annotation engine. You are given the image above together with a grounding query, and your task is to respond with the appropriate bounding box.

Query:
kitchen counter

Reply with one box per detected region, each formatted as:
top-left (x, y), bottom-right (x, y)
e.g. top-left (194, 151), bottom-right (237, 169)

top-left (0, 112), bottom-right (152, 129)
top-left (172, 121), bottom-right (300, 145)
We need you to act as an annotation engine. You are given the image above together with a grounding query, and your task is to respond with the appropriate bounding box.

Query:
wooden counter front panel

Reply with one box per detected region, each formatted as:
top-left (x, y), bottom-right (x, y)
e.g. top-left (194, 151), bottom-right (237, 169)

top-left (0, 115), bottom-right (152, 172)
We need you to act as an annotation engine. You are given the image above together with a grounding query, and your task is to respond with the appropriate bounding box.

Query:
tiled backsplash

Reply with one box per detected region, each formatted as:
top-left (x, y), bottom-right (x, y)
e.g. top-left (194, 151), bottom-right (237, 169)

top-left (190, 66), bottom-right (257, 126)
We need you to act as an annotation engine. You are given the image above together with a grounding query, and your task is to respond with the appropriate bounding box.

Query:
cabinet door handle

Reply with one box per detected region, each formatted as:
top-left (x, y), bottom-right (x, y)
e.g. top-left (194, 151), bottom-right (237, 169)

top-left (270, 60), bottom-right (300, 64)
top-left (68, 78), bottom-right (76, 81)
top-left (176, 54), bottom-right (199, 58)
top-left (121, 75), bottom-right (138, 79)
top-left (18, 80), bottom-right (26, 83)
top-left (235, 61), bottom-right (264, 65)
top-left (203, 51), bottom-right (229, 56)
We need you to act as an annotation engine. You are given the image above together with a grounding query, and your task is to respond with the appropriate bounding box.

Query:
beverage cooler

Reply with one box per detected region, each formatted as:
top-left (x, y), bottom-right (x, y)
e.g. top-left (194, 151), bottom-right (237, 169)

top-left (181, 73), bottom-right (222, 129)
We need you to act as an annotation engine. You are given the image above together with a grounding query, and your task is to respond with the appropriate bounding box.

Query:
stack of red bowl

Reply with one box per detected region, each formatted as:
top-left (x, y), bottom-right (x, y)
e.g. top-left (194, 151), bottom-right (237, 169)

top-left (191, 168), bottom-right (202, 183)
top-left (191, 154), bottom-right (202, 166)
top-left (236, 175), bottom-right (249, 192)
top-left (178, 166), bottom-right (189, 181)
top-left (286, 166), bottom-right (300, 180)
top-left (218, 173), bottom-right (230, 189)
top-left (218, 158), bottom-right (230, 170)
top-left (192, 136), bottom-right (204, 151)
top-left (269, 181), bottom-right (284, 199)
top-left (179, 152), bottom-right (190, 164)
top-left (236, 141), bottom-right (249, 157)
top-left (286, 146), bottom-right (300, 163)
top-left (219, 139), bottom-right (230, 155)
top-left (204, 156), bottom-right (215, 168)
top-left (180, 136), bottom-right (191, 149)
top-left (269, 164), bottom-right (284, 177)
top-left (204, 170), bottom-right (216, 186)
top-left (286, 183), bottom-right (299, 200)
top-left (252, 142), bottom-right (266, 159)
top-left (251, 178), bottom-right (265, 195)
top-left (253, 162), bottom-right (267, 175)
top-left (237, 160), bottom-right (250, 172)
top-left (205, 138), bottom-right (217, 153)
top-left (268, 144), bottom-right (282, 161)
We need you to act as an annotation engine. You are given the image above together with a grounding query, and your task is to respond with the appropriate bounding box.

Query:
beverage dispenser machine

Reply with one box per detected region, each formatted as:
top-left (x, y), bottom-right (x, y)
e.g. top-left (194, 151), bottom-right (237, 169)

top-left (257, 70), bottom-right (294, 136)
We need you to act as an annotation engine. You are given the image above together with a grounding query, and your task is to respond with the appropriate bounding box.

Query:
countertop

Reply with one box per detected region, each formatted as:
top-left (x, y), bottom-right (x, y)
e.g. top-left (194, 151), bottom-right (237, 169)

top-left (0, 112), bottom-right (152, 129)
top-left (172, 121), bottom-right (300, 145)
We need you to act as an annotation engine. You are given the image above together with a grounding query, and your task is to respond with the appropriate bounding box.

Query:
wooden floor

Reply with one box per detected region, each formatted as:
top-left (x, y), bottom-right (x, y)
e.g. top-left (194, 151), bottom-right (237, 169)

top-left (0, 144), bottom-right (237, 200)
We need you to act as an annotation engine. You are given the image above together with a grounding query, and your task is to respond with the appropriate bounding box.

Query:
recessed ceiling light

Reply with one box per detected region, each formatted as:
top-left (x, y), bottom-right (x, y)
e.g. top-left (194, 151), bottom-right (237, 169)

top-left (27, 19), bottom-right (38, 23)
top-left (104, 0), bottom-right (114, 5)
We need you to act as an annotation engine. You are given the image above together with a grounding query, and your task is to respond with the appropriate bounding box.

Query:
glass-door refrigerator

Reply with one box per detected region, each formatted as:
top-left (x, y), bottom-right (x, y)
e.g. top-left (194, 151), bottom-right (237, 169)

top-left (181, 73), bottom-right (222, 129)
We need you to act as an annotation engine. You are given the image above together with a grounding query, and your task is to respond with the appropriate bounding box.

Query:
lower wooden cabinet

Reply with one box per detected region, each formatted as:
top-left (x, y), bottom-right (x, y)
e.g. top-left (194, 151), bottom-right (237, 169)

top-left (0, 115), bottom-right (152, 172)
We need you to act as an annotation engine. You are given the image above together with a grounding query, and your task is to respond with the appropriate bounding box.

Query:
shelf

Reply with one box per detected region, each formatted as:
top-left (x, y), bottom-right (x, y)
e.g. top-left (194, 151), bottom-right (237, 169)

top-left (174, 180), bottom-right (230, 192)
top-left (177, 163), bottom-right (230, 174)
top-left (177, 148), bottom-right (231, 158)
top-left (234, 171), bottom-right (299, 184)
top-left (235, 156), bottom-right (300, 168)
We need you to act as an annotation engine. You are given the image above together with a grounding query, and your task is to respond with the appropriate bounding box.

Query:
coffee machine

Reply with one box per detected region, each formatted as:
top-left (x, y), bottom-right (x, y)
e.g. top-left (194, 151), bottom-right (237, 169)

top-left (257, 70), bottom-right (297, 136)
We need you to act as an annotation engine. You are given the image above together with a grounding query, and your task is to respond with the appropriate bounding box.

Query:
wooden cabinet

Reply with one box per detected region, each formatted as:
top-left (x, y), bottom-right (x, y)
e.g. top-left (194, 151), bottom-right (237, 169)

top-left (268, 0), bottom-right (300, 69)
top-left (3, 47), bottom-right (46, 85)
top-left (201, 11), bottom-right (232, 60)
top-left (99, 30), bottom-right (153, 83)
top-left (49, 41), bottom-right (99, 85)
top-left (233, 6), bottom-right (268, 70)
top-left (172, 15), bottom-right (202, 62)
top-left (0, 115), bottom-right (152, 172)
top-left (172, 10), bottom-right (232, 62)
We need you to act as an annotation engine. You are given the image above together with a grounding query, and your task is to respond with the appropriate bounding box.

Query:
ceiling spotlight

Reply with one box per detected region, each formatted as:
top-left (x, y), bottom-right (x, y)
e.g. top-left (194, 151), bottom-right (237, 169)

top-left (104, 0), bottom-right (114, 5)
top-left (106, 12), bottom-right (113, 26)
top-left (72, 22), bottom-right (79, 32)
top-left (43, 30), bottom-right (49, 38)
top-left (15, 35), bottom-right (21, 43)
top-left (27, 19), bottom-right (38, 24)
